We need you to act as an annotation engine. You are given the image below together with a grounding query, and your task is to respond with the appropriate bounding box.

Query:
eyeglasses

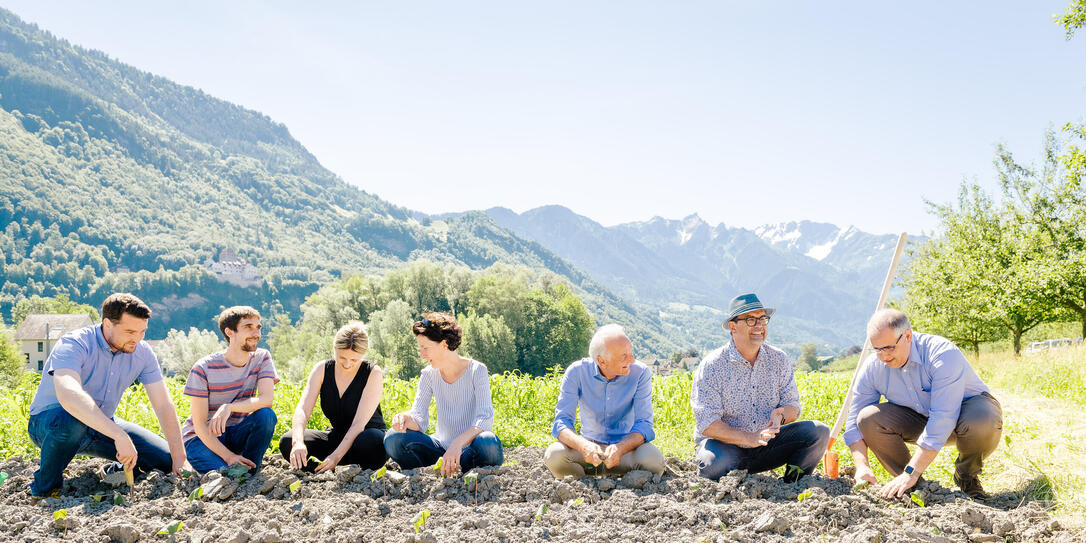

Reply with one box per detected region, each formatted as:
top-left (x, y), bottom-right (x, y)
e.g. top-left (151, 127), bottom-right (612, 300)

top-left (872, 333), bottom-right (904, 354)
top-left (733, 316), bottom-right (770, 327)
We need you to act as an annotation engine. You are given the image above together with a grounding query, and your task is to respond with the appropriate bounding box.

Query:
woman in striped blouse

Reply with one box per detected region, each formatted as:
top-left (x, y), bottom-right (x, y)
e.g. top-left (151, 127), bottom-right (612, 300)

top-left (384, 313), bottom-right (504, 476)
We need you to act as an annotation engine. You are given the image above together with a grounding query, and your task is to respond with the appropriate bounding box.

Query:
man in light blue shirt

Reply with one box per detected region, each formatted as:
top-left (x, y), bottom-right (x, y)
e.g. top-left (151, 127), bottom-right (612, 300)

top-left (544, 324), bottom-right (665, 478)
top-left (845, 309), bottom-right (1002, 499)
top-left (27, 293), bottom-right (189, 499)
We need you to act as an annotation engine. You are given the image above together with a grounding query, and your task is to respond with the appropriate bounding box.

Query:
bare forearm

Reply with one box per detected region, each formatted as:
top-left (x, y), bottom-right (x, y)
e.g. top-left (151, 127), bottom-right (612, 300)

top-left (558, 428), bottom-right (590, 451)
top-left (55, 382), bottom-right (124, 440)
top-left (908, 447), bottom-right (939, 476)
top-left (848, 440), bottom-right (873, 469)
top-left (702, 420), bottom-right (750, 446)
top-left (616, 432), bottom-right (645, 456)
top-left (449, 426), bottom-right (483, 449)
top-left (227, 395), bottom-right (273, 414)
top-left (779, 405), bottom-right (800, 425)
top-left (290, 409), bottom-right (310, 440)
top-left (194, 423), bottom-right (235, 461)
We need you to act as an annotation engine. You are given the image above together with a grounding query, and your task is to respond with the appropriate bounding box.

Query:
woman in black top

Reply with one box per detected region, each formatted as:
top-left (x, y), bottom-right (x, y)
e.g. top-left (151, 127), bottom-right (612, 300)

top-left (278, 321), bottom-right (387, 471)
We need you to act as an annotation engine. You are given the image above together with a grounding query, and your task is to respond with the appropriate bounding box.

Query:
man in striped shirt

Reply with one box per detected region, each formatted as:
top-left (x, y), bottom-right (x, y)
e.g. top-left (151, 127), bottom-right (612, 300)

top-left (182, 306), bottom-right (279, 473)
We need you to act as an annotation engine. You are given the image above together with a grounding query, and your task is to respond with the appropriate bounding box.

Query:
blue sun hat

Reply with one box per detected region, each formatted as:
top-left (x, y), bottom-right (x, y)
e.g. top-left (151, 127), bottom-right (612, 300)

top-left (725, 293), bottom-right (776, 322)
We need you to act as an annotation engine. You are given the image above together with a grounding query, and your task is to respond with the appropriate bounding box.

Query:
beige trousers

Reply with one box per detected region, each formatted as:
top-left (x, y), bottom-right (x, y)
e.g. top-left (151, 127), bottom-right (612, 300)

top-left (543, 440), bottom-right (665, 478)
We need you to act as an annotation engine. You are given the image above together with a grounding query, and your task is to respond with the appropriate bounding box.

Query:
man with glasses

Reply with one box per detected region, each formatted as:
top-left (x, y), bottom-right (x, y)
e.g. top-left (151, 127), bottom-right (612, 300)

top-left (844, 308), bottom-right (1001, 499)
top-left (691, 293), bottom-right (830, 481)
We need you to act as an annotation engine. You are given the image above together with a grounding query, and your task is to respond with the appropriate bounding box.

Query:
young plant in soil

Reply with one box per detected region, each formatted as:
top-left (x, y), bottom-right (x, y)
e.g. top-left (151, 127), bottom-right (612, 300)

top-left (412, 509), bottom-right (430, 533)
top-left (371, 466), bottom-right (388, 497)
top-left (157, 520), bottom-right (183, 542)
top-left (463, 473), bottom-right (478, 506)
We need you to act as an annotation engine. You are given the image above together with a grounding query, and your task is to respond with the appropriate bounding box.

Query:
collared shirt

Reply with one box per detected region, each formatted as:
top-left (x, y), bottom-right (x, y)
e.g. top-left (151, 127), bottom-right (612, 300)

top-left (407, 359), bottom-right (494, 449)
top-left (843, 332), bottom-right (990, 450)
top-left (690, 341), bottom-right (802, 445)
top-left (182, 349), bottom-right (279, 442)
top-left (29, 324), bottom-right (163, 418)
top-left (551, 358), bottom-right (655, 445)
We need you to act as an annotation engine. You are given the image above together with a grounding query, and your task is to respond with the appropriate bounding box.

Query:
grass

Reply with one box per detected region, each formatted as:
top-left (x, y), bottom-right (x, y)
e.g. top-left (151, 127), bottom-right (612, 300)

top-left (1, 349), bottom-right (1083, 527)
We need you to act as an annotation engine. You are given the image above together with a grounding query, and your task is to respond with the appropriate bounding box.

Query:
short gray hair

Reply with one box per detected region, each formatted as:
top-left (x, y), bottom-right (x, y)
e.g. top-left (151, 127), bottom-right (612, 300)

top-left (866, 308), bottom-right (911, 339)
top-left (589, 324), bottom-right (627, 362)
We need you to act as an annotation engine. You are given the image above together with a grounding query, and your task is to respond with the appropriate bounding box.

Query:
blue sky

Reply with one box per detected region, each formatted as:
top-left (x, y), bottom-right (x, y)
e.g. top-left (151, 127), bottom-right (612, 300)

top-left (5, 1), bottom-right (1085, 234)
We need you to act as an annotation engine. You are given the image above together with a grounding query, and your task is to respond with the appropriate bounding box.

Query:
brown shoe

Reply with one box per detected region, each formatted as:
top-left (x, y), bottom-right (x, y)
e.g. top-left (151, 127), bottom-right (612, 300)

top-left (30, 489), bottom-right (61, 505)
top-left (954, 474), bottom-right (989, 500)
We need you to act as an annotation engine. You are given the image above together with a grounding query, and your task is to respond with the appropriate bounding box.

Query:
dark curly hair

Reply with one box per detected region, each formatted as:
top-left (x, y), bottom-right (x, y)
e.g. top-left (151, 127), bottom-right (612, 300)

top-left (412, 312), bottom-right (462, 351)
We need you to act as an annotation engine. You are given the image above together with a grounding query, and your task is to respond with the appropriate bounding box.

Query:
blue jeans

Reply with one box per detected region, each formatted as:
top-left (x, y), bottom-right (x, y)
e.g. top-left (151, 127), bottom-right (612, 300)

top-left (696, 420), bottom-right (830, 481)
top-left (383, 430), bottom-right (504, 471)
top-left (28, 405), bottom-right (173, 497)
top-left (184, 407), bottom-right (277, 473)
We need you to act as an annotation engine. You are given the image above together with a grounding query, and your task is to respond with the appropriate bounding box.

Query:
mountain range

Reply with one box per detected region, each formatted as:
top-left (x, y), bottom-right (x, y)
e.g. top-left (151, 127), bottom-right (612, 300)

top-left (0, 8), bottom-right (918, 358)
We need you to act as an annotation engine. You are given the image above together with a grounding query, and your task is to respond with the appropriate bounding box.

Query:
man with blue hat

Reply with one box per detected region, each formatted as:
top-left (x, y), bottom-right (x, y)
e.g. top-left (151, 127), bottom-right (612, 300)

top-left (690, 293), bottom-right (830, 481)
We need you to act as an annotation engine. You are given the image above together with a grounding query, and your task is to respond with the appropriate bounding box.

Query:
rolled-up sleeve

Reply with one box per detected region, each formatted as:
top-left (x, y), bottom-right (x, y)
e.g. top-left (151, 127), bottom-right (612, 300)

top-left (551, 364), bottom-right (581, 438)
top-left (629, 367), bottom-right (655, 442)
top-left (843, 360), bottom-right (880, 446)
top-left (407, 371), bottom-right (433, 433)
top-left (691, 361), bottom-right (723, 438)
top-left (470, 364), bottom-right (494, 431)
top-left (916, 348), bottom-right (968, 450)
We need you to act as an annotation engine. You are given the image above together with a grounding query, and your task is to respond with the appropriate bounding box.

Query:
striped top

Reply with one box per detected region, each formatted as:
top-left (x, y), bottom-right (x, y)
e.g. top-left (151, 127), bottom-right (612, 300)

top-left (406, 359), bottom-right (494, 449)
top-left (181, 349), bottom-right (279, 442)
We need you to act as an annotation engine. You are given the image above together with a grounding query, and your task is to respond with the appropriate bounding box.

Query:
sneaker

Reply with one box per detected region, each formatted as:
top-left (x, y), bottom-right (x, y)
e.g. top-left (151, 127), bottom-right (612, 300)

top-left (954, 474), bottom-right (989, 500)
top-left (98, 461), bottom-right (124, 479)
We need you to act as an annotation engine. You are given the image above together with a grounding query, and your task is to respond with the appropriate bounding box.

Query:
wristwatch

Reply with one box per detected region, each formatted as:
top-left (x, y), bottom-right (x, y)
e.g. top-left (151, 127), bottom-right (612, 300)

top-left (904, 465), bottom-right (915, 475)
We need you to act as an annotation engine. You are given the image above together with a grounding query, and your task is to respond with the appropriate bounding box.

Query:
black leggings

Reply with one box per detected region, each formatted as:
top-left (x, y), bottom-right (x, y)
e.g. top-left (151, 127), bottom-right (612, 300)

top-left (278, 427), bottom-right (387, 471)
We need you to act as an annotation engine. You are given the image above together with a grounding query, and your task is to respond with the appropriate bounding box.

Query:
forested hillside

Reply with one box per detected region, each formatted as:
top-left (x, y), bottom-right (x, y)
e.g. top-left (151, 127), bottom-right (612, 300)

top-left (0, 8), bottom-right (679, 355)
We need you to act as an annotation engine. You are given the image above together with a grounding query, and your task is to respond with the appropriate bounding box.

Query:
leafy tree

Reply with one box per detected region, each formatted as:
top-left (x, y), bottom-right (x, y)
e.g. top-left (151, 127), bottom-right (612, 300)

top-left (516, 283), bottom-right (594, 375)
top-left (368, 300), bottom-right (422, 379)
top-left (459, 311), bottom-right (517, 374)
top-left (11, 293), bottom-right (99, 327)
top-left (0, 325), bottom-right (24, 390)
top-left (154, 327), bottom-right (226, 378)
top-left (796, 343), bottom-right (820, 372)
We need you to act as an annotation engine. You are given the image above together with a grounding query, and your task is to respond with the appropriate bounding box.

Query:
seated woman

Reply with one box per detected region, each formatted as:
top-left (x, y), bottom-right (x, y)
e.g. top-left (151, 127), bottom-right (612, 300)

top-left (279, 321), bottom-right (387, 472)
top-left (384, 312), bottom-right (504, 476)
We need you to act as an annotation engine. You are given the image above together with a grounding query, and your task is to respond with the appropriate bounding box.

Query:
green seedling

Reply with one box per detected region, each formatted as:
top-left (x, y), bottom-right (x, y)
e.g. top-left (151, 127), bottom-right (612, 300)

top-left (289, 480), bottom-right (301, 494)
top-left (0, 471), bottom-right (8, 487)
top-left (90, 493), bottom-right (106, 502)
top-left (535, 503), bottom-right (547, 521)
top-left (113, 492), bottom-right (127, 506)
top-left (179, 470), bottom-right (197, 479)
top-left (432, 458), bottom-right (443, 472)
top-left (370, 466), bottom-right (387, 482)
top-left (224, 464), bottom-right (250, 478)
top-left (568, 498), bottom-right (583, 507)
top-left (852, 480), bottom-right (870, 491)
top-left (464, 473), bottom-right (479, 505)
top-left (188, 487), bottom-right (204, 501)
top-left (910, 490), bottom-right (925, 508)
top-left (688, 482), bottom-right (701, 490)
top-left (53, 509), bottom-right (67, 521)
top-left (502, 460), bottom-right (519, 466)
top-left (797, 489), bottom-right (813, 502)
top-left (411, 509), bottom-right (430, 533)
top-left (157, 520), bottom-right (183, 535)
top-left (785, 464), bottom-right (803, 479)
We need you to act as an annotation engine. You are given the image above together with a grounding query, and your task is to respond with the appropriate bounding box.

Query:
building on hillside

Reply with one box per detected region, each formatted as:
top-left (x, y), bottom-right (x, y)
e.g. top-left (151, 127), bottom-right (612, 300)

top-left (14, 314), bottom-right (94, 372)
top-left (203, 248), bottom-right (263, 287)
top-left (646, 356), bottom-right (699, 375)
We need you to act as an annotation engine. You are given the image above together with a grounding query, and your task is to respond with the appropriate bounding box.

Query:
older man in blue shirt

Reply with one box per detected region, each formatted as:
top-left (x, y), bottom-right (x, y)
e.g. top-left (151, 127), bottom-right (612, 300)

top-left (845, 308), bottom-right (1002, 499)
top-left (544, 324), bottom-right (665, 478)
top-left (27, 293), bottom-right (189, 499)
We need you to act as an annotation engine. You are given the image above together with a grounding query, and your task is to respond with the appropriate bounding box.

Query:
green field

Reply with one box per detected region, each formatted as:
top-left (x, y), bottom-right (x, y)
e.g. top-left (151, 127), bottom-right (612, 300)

top-left (1, 349), bottom-right (1082, 524)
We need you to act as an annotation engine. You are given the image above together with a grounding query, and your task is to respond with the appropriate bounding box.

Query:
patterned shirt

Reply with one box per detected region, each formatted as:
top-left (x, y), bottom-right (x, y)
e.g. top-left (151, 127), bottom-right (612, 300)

top-left (407, 359), bottom-right (494, 449)
top-left (552, 358), bottom-right (655, 445)
top-left (181, 349), bottom-right (279, 442)
top-left (690, 341), bottom-right (802, 444)
top-left (29, 324), bottom-right (162, 418)
top-left (843, 332), bottom-right (990, 450)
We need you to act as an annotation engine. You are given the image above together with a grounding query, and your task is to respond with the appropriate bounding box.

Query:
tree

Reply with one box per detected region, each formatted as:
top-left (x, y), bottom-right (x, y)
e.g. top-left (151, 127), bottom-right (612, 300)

top-left (0, 325), bottom-right (25, 390)
top-left (459, 311), bottom-right (516, 374)
top-left (516, 283), bottom-right (594, 375)
top-left (11, 293), bottom-right (99, 327)
top-left (368, 300), bottom-right (422, 379)
top-left (796, 343), bottom-right (820, 372)
top-left (154, 327), bottom-right (227, 377)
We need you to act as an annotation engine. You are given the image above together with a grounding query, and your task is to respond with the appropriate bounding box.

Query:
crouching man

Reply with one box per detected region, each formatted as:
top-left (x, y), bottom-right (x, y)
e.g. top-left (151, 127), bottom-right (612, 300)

top-left (544, 324), bottom-right (665, 478)
top-left (27, 293), bottom-right (189, 500)
top-left (182, 306), bottom-right (279, 473)
top-left (845, 309), bottom-right (1002, 499)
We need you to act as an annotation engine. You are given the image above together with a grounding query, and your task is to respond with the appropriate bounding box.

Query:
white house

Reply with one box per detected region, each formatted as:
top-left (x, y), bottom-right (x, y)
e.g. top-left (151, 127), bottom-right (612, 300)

top-left (13, 313), bottom-right (94, 372)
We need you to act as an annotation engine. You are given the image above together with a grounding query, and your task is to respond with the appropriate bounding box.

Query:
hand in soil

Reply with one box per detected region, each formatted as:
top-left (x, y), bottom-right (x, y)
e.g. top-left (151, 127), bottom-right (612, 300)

top-left (440, 446), bottom-right (462, 477)
top-left (223, 453), bottom-right (256, 470)
top-left (853, 465), bottom-right (878, 487)
top-left (289, 443), bottom-right (308, 470)
top-left (314, 452), bottom-right (341, 474)
top-left (170, 456), bottom-right (191, 477)
top-left (881, 471), bottom-right (921, 498)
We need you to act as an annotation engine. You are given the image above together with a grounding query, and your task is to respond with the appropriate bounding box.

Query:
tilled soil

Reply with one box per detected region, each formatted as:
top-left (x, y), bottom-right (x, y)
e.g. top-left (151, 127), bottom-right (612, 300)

top-left (0, 447), bottom-right (1080, 542)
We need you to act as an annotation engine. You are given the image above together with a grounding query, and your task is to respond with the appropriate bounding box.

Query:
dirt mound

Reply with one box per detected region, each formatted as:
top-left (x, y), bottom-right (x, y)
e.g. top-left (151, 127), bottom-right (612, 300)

top-left (0, 448), bottom-right (1080, 542)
